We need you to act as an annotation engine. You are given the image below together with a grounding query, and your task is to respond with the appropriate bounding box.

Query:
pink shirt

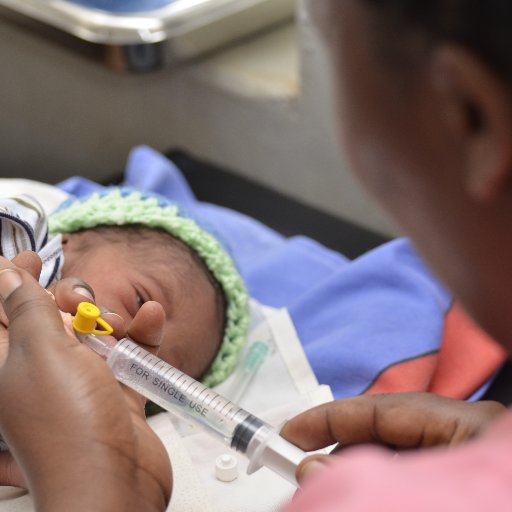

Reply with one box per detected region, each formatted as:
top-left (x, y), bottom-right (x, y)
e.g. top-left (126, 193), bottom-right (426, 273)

top-left (285, 409), bottom-right (512, 511)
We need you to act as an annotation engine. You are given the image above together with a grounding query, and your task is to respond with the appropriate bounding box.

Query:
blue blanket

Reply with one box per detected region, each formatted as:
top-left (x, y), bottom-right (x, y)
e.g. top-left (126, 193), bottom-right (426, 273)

top-left (58, 146), bottom-right (500, 400)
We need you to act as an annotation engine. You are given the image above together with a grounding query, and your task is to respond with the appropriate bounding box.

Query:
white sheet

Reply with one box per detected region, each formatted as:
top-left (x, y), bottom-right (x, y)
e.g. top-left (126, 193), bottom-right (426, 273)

top-left (148, 301), bottom-right (333, 512)
top-left (0, 179), bottom-right (68, 214)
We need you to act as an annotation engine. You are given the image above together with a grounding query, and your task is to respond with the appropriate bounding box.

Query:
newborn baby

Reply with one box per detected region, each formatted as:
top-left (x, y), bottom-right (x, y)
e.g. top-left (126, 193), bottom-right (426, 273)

top-left (0, 188), bottom-right (249, 386)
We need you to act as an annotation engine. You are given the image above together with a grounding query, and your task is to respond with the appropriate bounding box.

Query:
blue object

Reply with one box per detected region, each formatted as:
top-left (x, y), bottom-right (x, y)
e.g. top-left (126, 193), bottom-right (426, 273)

top-left (66, 0), bottom-right (176, 14)
top-left (57, 146), bottom-right (493, 401)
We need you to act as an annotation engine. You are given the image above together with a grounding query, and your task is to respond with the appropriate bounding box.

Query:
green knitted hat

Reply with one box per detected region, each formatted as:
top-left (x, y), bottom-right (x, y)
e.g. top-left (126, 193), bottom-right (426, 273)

top-left (49, 188), bottom-right (249, 387)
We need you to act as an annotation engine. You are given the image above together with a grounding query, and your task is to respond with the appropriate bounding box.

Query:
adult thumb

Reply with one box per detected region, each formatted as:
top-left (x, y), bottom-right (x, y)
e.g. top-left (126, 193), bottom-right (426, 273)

top-left (0, 264), bottom-right (69, 354)
top-left (296, 455), bottom-right (330, 485)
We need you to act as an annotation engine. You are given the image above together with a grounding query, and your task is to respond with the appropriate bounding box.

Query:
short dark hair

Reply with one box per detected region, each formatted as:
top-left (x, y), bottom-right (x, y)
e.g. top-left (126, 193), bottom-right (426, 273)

top-left (364, 0), bottom-right (512, 81)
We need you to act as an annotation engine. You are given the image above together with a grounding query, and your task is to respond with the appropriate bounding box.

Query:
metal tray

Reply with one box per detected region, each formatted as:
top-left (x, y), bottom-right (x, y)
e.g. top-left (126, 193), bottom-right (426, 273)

top-left (0, 0), bottom-right (295, 71)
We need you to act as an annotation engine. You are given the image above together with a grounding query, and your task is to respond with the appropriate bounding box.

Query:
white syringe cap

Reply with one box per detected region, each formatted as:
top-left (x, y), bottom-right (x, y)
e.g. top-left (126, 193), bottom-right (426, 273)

top-left (215, 453), bottom-right (239, 482)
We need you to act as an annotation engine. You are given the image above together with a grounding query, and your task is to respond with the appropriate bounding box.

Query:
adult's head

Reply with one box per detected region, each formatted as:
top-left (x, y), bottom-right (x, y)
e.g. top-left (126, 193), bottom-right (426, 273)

top-left (311, 1), bottom-right (512, 346)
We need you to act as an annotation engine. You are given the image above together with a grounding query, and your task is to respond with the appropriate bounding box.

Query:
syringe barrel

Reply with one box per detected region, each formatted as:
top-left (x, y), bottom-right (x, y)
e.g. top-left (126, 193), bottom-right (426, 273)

top-left (87, 335), bottom-right (252, 444)
top-left (79, 333), bottom-right (308, 486)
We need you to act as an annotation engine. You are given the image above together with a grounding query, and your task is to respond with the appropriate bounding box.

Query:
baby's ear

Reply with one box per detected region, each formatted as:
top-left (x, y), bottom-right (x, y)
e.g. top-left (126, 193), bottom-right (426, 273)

top-left (61, 233), bottom-right (83, 252)
top-left (431, 44), bottom-right (512, 202)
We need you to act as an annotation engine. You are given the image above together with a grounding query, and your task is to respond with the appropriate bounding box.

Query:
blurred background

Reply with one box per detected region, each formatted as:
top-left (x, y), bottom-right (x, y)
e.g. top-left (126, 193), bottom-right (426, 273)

top-left (0, 0), bottom-right (395, 238)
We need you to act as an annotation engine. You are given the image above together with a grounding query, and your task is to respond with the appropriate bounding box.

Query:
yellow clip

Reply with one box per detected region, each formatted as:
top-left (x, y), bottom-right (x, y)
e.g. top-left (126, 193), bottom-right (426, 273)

top-left (72, 302), bottom-right (114, 335)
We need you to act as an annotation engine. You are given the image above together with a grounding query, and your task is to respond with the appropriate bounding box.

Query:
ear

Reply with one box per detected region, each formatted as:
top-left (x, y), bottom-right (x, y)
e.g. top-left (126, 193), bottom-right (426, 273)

top-left (60, 233), bottom-right (82, 252)
top-left (430, 45), bottom-right (512, 202)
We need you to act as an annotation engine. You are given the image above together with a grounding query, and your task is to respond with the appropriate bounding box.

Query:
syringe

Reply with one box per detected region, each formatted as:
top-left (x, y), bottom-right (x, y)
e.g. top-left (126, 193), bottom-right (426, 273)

top-left (72, 302), bottom-right (308, 486)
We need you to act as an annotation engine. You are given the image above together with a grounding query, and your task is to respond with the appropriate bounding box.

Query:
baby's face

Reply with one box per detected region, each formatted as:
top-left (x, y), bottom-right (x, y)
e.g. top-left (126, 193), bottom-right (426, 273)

top-left (60, 232), bottom-right (222, 379)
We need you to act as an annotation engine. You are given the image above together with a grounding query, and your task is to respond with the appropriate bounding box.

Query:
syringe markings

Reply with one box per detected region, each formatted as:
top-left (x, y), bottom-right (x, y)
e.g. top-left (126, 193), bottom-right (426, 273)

top-left (183, 381), bottom-right (199, 397)
top-left (146, 356), bottom-right (160, 372)
top-left (79, 331), bottom-right (306, 486)
top-left (197, 388), bottom-right (209, 401)
top-left (153, 360), bottom-right (166, 374)
top-left (173, 373), bottom-right (186, 387)
top-left (122, 340), bottom-right (139, 360)
top-left (202, 392), bottom-right (217, 407)
top-left (139, 352), bottom-right (153, 367)
top-left (187, 384), bottom-right (200, 398)
top-left (218, 401), bottom-right (232, 415)
top-left (161, 366), bottom-right (176, 383)
top-left (227, 409), bottom-right (237, 421)
top-left (209, 396), bottom-right (223, 409)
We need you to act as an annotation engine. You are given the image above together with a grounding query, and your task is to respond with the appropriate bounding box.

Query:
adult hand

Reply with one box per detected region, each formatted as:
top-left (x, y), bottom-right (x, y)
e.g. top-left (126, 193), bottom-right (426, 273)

top-left (0, 251), bottom-right (98, 354)
top-left (0, 251), bottom-right (42, 336)
top-left (0, 251), bottom-right (128, 488)
top-left (0, 251), bottom-right (91, 487)
top-left (280, 392), bottom-right (506, 484)
top-left (0, 255), bottom-right (171, 512)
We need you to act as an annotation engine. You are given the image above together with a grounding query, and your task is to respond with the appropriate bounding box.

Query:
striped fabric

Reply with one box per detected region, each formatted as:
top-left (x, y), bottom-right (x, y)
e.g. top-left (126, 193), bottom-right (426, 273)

top-left (0, 195), bottom-right (63, 288)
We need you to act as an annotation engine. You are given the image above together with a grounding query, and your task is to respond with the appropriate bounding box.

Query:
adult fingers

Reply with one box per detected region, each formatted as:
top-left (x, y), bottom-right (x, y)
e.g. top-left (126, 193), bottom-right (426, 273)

top-left (295, 454), bottom-right (331, 485)
top-left (127, 301), bottom-right (165, 353)
top-left (97, 309), bottom-right (126, 339)
top-left (11, 252), bottom-right (42, 281)
top-left (280, 393), bottom-right (506, 452)
top-left (49, 278), bottom-right (125, 337)
top-left (0, 259), bottom-right (71, 354)
top-left (49, 277), bottom-right (95, 313)
top-left (0, 252), bottom-right (42, 326)
top-left (120, 302), bottom-right (165, 414)
top-left (0, 324), bottom-right (8, 366)
top-left (281, 396), bottom-right (378, 451)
